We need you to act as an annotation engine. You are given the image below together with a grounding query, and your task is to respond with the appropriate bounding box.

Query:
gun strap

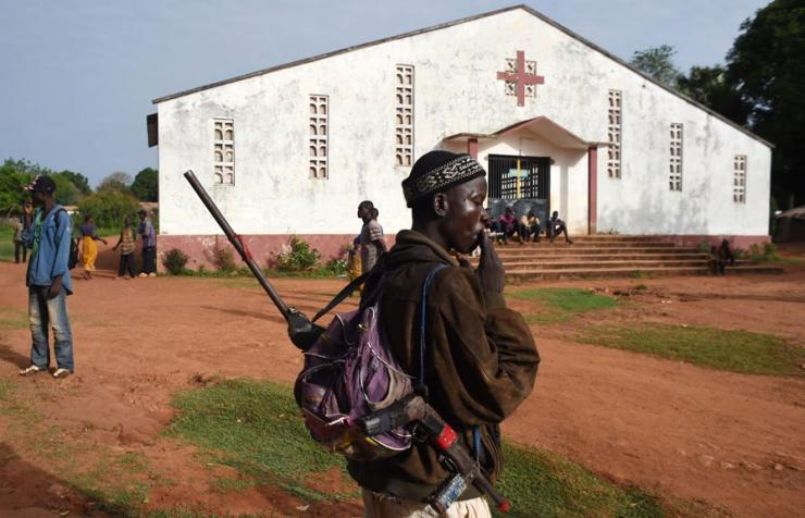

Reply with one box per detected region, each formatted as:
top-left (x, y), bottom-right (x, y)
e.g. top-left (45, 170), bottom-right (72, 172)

top-left (311, 271), bottom-right (370, 323)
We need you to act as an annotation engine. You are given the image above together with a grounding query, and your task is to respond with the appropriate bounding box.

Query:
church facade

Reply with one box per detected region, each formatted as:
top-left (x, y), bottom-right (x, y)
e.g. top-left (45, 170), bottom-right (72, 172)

top-left (150, 5), bottom-right (771, 267)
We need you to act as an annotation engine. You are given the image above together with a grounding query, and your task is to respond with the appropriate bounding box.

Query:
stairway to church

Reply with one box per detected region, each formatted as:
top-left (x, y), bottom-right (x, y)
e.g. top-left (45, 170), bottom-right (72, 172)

top-left (482, 235), bottom-right (784, 281)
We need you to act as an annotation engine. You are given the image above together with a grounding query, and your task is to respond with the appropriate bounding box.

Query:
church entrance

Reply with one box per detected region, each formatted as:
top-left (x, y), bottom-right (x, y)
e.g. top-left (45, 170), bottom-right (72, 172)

top-left (487, 154), bottom-right (550, 201)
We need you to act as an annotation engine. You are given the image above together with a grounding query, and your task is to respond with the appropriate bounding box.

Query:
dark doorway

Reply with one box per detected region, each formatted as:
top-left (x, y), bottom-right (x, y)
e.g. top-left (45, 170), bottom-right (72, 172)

top-left (487, 154), bottom-right (550, 201)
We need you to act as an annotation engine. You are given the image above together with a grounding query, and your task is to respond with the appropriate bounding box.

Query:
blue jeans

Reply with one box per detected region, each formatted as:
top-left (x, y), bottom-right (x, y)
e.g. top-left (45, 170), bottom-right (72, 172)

top-left (28, 286), bottom-right (74, 372)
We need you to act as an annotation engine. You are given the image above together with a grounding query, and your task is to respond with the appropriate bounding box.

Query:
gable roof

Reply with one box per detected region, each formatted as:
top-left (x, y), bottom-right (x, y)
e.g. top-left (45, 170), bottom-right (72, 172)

top-left (152, 4), bottom-right (772, 148)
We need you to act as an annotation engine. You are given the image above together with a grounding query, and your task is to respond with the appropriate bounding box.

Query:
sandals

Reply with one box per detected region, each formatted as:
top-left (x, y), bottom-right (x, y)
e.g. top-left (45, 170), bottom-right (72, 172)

top-left (19, 365), bottom-right (44, 376)
top-left (52, 368), bottom-right (72, 379)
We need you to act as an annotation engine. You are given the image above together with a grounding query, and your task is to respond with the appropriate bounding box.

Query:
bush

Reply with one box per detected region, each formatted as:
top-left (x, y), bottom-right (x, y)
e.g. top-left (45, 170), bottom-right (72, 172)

top-left (162, 248), bottom-right (189, 275)
top-left (324, 258), bottom-right (347, 276)
top-left (77, 190), bottom-right (140, 229)
top-left (211, 243), bottom-right (237, 272)
top-left (749, 243), bottom-right (780, 263)
top-left (273, 236), bottom-right (320, 272)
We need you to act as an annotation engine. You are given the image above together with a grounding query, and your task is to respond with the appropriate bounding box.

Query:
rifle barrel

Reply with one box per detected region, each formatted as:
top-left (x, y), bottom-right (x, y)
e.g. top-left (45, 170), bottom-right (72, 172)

top-left (183, 170), bottom-right (290, 318)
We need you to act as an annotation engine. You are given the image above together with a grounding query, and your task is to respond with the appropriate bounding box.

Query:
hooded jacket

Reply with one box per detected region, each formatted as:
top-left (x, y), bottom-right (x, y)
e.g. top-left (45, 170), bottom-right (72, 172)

top-left (347, 230), bottom-right (540, 501)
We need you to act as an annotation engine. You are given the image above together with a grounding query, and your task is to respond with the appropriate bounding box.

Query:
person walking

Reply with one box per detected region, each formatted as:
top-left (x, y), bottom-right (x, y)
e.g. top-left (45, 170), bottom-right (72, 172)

top-left (18, 176), bottom-right (76, 379)
top-left (137, 209), bottom-right (157, 277)
top-left (112, 216), bottom-right (138, 279)
top-left (79, 215), bottom-right (107, 280)
top-left (351, 151), bottom-right (540, 517)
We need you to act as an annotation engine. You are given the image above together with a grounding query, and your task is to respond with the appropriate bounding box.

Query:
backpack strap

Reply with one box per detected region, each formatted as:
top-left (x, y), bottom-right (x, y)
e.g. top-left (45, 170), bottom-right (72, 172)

top-left (417, 263), bottom-right (449, 393)
top-left (311, 271), bottom-right (371, 323)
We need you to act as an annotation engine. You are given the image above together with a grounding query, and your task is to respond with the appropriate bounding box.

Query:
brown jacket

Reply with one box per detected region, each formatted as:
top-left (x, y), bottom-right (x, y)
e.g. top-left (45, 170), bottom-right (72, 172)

top-left (347, 230), bottom-right (540, 501)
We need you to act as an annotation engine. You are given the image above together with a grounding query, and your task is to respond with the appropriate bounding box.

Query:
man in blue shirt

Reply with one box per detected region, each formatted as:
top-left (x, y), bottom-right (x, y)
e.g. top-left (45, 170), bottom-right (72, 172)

top-left (137, 209), bottom-right (157, 277)
top-left (19, 175), bottom-right (75, 379)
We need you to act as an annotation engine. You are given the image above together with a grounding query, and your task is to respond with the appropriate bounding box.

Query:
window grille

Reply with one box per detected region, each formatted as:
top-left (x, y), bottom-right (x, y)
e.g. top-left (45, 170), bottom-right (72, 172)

top-left (669, 123), bottom-right (683, 191)
top-left (213, 120), bottom-right (234, 185)
top-left (309, 95), bottom-right (328, 179)
top-left (607, 90), bottom-right (622, 179)
top-left (733, 155), bottom-right (747, 203)
top-left (395, 65), bottom-right (414, 167)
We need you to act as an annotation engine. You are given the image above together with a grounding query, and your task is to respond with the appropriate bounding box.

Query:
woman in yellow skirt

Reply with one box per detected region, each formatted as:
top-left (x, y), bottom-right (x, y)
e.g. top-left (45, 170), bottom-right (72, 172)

top-left (79, 215), bottom-right (107, 280)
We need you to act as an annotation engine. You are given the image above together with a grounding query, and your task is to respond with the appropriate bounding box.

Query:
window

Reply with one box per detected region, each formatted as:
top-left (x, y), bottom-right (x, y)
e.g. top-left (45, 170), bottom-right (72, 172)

top-left (733, 155), bottom-right (747, 203)
top-left (309, 95), bottom-right (328, 179)
top-left (607, 90), bottom-right (622, 179)
top-left (669, 123), bottom-right (683, 191)
top-left (213, 120), bottom-right (234, 185)
top-left (395, 65), bottom-right (414, 167)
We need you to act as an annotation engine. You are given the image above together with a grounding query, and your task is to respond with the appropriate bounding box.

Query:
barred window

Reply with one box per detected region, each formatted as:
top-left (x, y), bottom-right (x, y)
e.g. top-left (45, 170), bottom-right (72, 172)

top-left (309, 95), bottom-right (328, 179)
top-left (213, 120), bottom-right (234, 185)
top-left (733, 155), bottom-right (747, 203)
top-left (607, 90), bottom-right (622, 179)
top-left (669, 123), bottom-right (683, 191)
top-left (395, 65), bottom-right (414, 167)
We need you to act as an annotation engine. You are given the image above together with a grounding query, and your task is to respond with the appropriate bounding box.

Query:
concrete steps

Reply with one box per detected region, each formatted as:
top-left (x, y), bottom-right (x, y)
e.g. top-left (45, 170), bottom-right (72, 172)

top-left (479, 235), bottom-right (784, 280)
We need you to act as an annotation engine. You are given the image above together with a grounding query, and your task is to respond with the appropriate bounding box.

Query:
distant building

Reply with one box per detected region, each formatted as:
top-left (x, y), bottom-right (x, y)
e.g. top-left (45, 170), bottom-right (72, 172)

top-left (149, 5), bottom-right (771, 266)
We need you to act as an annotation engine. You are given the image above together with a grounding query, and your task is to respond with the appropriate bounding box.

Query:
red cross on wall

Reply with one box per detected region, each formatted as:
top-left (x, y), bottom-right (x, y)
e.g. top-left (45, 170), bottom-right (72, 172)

top-left (497, 50), bottom-right (545, 106)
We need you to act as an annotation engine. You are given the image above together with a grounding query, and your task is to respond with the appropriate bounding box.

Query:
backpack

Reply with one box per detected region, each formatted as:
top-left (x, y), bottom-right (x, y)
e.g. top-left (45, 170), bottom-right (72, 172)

top-left (54, 208), bottom-right (79, 270)
top-left (294, 263), bottom-right (446, 461)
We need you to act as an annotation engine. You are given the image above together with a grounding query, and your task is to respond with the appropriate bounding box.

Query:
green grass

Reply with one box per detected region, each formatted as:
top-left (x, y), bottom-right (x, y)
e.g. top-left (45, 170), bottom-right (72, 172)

top-left (511, 288), bottom-right (618, 324)
top-left (167, 379), bottom-right (352, 502)
top-left (497, 444), bottom-right (665, 517)
top-left (0, 307), bottom-right (28, 330)
top-left (0, 224), bottom-right (15, 262)
top-left (580, 324), bottom-right (804, 377)
top-left (169, 379), bottom-right (689, 517)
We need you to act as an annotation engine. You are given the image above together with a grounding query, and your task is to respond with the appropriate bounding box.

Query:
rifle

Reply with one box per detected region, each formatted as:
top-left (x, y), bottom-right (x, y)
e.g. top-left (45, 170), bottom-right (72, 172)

top-left (360, 394), bottom-right (511, 514)
top-left (183, 170), bottom-right (322, 350)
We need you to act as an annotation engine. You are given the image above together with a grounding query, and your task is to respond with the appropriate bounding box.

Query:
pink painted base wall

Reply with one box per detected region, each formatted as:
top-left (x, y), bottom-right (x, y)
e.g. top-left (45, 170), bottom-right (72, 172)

top-left (157, 234), bottom-right (396, 272)
top-left (654, 235), bottom-right (770, 250)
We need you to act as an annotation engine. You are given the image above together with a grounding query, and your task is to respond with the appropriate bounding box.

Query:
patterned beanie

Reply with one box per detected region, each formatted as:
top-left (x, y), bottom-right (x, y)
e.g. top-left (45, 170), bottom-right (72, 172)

top-left (402, 151), bottom-right (486, 207)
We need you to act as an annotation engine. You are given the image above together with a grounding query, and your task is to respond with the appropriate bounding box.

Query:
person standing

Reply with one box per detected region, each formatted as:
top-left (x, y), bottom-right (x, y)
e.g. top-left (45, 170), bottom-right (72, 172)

top-left (13, 200), bottom-right (33, 264)
top-left (79, 215), bottom-right (107, 280)
top-left (18, 176), bottom-right (75, 379)
top-left (112, 216), bottom-right (138, 279)
top-left (357, 200), bottom-right (386, 274)
top-left (352, 151), bottom-right (539, 517)
top-left (137, 209), bottom-right (157, 277)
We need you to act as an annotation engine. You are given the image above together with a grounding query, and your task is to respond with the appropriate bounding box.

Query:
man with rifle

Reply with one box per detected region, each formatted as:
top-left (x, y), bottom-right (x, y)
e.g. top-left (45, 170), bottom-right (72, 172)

top-left (351, 151), bottom-right (540, 517)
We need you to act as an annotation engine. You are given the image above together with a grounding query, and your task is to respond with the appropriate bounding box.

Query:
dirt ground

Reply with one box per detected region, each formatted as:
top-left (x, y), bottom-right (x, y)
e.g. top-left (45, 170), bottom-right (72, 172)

top-left (0, 244), bottom-right (803, 517)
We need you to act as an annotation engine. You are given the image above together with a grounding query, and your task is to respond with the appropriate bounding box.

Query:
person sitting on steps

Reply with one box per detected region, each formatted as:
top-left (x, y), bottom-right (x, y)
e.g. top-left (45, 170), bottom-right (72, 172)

top-left (548, 211), bottom-right (573, 244)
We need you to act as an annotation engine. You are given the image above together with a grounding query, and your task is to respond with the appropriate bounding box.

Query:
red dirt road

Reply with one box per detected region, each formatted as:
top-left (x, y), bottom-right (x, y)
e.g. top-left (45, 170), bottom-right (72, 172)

top-left (0, 258), bottom-right (803, 517)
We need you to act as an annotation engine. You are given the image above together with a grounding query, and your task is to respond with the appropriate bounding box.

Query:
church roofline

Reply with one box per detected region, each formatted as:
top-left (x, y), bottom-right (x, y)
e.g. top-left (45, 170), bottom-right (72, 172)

top-left (152, 4), bottom-right (772, 149)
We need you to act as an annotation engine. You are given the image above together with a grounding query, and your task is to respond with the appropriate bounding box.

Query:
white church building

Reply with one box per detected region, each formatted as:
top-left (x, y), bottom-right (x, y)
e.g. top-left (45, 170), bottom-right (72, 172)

top-left (149, 4), bottom-right (772, 266)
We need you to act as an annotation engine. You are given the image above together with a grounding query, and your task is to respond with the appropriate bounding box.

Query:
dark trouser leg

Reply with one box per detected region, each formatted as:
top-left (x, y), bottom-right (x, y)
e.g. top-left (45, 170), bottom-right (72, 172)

top-left (14, 242), bottom-right (25, 263)
top-left (142, 247), bottom-right (156, 274)
top-left (125, 253), bottom-right (137, 277)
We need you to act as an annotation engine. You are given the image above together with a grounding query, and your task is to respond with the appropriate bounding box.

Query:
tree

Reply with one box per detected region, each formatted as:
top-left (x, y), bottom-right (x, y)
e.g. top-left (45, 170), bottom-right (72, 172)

top-left (98, 171), bottom-right (133, 194)
top-left (58, 170), bottom-right (92, 196)
top-left (726, 0), bottom-right (805, 208)
top-left (49, 174), bottom-right (81, 205)
top-left (77, 190), bottom-right (140, 229)
top-left (677, 65), bottom-right (751, 125)
top-left (130, 167), bottom-right (158, 201)
top-left (630, 45), bottom-right (682, 87)
top-left (0, 163), bottom-right (32, 215)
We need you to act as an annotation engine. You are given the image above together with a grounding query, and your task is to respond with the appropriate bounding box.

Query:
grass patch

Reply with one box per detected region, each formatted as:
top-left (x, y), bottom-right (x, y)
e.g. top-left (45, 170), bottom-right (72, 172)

top-left (0, 307), bottom-right (28, 330)
top-left (0, 224), bottom-right (15, 262)
top-left (580, 324), bottom-right (804, 376)
top-left (511, 288), bottom-right (617, 324)
top-left (497, 443), bottom-right (665, 517)
top-left (169, 379), bottom-right (691, 517)
top-left (167, 379), bottom-right (352, 502)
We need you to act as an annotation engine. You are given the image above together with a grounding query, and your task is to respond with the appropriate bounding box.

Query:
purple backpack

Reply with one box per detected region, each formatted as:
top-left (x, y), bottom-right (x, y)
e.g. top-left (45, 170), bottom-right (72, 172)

top-left (293, 264), bottom-right (446, 461)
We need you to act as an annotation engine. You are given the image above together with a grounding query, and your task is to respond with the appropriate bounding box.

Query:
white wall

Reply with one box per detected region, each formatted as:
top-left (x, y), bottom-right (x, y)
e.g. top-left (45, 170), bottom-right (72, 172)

top-left (157, 8), bottom-right (771, 238)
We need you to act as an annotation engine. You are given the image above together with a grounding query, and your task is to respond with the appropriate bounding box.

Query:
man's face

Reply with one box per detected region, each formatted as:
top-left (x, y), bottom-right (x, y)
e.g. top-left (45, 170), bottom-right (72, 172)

top-left (357, 205), bottom-right (370, 220)
top-left (439, 176), bottom-right (488, 254)
top-left (31, 191), bottom-right (46, 206)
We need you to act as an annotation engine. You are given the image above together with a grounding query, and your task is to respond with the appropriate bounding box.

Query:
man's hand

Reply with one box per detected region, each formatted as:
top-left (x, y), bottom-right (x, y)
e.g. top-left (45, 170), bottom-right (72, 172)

top-left (48, 277), bottom-right (63, 299)
top-left (476, 232), bottom-right (505, 294)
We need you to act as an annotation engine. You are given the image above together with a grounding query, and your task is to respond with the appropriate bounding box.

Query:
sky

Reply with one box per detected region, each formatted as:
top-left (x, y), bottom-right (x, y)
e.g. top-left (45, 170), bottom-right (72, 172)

top-left (0, 0), bottom-right (771, 187)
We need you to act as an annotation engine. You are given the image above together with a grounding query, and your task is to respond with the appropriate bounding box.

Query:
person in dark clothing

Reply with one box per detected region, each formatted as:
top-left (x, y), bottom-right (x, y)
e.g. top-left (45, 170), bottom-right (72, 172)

top-left (519, 210), bottom-right (541, 243)
top-left (710, 239), bottom-right (736, 275)
top-left (352, 150), bottom-right (540, 517)
top-left (137, 209), bottom-right (157, 276)
top-left (495, 206), bottom-right (519, 244)
top-left (13, 200), bottom-right (33, 264)
top-left (548, 210), bottom-right (573, 244)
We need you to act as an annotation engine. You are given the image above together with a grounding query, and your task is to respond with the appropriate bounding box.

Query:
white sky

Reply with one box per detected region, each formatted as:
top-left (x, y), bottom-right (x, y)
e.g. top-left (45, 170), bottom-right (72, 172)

top-left (0, 0), bottom-right (770, 185)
